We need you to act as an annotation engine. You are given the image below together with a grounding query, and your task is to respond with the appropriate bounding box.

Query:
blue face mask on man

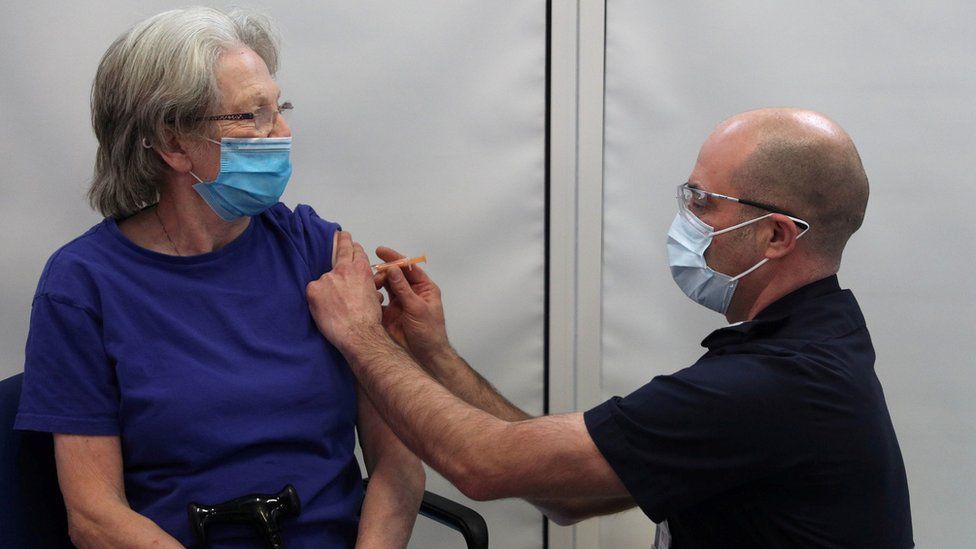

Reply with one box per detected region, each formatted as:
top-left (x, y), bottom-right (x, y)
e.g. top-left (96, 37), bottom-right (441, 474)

top-left (666, 183), bottom-right (811, 315)
top-left (667, 211), bottom-right (776, 314)
top-left (191, 137), bottom-right (292, 221)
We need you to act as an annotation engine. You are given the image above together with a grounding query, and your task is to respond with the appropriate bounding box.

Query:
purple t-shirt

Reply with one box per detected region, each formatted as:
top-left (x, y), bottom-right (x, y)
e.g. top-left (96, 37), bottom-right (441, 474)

top-left (15, 203), bottom-right (362, 547)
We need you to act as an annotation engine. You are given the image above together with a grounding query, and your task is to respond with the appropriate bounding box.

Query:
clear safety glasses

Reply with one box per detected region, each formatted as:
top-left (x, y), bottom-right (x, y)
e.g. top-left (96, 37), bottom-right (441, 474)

top-left (676, 183), bottom-right (810, 230)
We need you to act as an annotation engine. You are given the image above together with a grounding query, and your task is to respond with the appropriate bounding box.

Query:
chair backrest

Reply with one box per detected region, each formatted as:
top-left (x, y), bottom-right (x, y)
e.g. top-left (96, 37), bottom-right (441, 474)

top-left (0, 373), bottom-right (73, 547)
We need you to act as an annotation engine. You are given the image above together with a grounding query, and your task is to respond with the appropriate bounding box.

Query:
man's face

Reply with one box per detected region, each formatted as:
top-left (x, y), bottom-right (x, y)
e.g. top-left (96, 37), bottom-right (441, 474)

top-left (684, 125), bottom-right (766, 278)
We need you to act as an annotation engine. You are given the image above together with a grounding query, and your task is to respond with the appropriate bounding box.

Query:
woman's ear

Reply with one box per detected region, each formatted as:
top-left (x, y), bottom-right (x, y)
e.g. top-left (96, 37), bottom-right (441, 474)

top-left (764, 214), bottom-right (802, 259)
top-left (154, 129), bottom-right (194, 173)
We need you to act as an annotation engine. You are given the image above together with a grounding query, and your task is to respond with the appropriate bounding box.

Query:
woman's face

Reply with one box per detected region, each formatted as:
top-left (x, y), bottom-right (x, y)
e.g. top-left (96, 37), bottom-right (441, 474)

top-left (188, 47), bottom-right (291, 182)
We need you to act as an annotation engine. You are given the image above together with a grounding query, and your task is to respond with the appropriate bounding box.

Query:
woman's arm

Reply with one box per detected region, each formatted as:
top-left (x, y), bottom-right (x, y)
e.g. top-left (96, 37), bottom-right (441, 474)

top-left (355, 384), bottom-right (425, 549)
top-left (54, 434), bottom-right (184, 548)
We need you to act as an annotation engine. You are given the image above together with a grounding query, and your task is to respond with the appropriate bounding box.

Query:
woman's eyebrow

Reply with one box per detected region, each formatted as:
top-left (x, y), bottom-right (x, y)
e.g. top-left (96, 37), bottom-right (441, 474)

top-left (243, 88), bottom-right (281, 108)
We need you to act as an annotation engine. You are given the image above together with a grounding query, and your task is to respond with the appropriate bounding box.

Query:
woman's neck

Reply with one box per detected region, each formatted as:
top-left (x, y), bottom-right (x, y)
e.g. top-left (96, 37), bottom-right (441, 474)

top-left (118, 184), bottom-right (251, 256)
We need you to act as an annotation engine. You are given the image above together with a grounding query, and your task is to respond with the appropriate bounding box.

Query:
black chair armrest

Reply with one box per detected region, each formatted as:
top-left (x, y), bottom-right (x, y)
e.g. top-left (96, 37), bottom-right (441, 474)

top-left (419, 489), bottom-right (489, 549)
top-left (362, 478), bottom-right (488, 549)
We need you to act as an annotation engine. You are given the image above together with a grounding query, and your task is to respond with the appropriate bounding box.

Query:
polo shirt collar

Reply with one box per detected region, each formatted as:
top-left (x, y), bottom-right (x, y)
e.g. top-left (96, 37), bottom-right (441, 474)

top-left (700, 275), bottom-right (859, 351)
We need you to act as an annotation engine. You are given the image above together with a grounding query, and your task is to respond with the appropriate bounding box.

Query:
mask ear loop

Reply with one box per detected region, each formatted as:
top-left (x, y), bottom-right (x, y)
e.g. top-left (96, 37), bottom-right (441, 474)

top-left (710, 213), bottom-right (773, 282)
top-left (729, 256), bottom-right (770, 282)
top-left (189, 137), bottom-right (224, 184)
top-left (709, 213), bottom-right (772, 237)
top-left (791, 217), bottom-right (812, 240)
top-left (727, 214), bottom-right (812, 282)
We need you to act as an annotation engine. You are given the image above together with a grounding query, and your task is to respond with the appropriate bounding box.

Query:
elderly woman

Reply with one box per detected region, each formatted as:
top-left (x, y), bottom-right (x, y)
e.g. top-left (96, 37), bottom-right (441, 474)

top-left (14, 7), bottom-right (423, 548)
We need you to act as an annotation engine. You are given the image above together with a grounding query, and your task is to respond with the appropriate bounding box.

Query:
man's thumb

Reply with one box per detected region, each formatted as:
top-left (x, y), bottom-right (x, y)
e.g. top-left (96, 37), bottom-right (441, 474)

top-left (387, 267), bottom-right (411, 296)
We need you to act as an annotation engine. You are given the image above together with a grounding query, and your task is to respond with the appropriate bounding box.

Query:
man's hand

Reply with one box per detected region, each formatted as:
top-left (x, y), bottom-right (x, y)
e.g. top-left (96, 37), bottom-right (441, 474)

top-left (307, 231), bottom-right (384, 354)
top-left (373, 246), bottom-right (453, 364)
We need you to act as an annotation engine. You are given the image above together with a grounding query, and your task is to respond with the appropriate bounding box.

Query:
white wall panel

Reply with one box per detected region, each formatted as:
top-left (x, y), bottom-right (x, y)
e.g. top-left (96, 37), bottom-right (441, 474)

top-left (0, 1), bottom-right (546, 547)
top-left (602, 1), bottom-right (976, 547)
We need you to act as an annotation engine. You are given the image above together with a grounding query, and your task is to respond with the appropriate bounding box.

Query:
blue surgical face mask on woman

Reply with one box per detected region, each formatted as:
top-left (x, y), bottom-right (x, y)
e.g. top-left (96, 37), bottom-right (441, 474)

top-left (666, 210), bottom-right (810, 314)
top-left (190, 137), bottom-right (292, 221)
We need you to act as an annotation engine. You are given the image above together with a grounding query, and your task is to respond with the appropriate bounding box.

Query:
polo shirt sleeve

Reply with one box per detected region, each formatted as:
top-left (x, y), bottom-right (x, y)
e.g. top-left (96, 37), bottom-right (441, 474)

top-left (584, 356), bottom-right (802, 522)
top-left (15, 293), bottom-right (120, 435)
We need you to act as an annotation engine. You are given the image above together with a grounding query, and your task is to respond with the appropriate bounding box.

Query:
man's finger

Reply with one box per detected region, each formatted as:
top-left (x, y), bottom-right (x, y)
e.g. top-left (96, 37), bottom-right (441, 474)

top-left (352, 241), bottom-right (368, 263)
top-left (336, 231), bottom-right (354, 264)
top-left (385, 265), bottom-right (423, 309)
top-left (376, 245), bottom-right (430, 285)
top-left (375, 246), bottom-right (406, 262)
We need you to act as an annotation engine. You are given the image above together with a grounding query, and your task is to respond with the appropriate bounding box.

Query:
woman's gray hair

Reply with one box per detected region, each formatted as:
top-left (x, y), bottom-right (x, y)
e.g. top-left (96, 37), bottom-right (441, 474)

top-left (88, 7), bottom-right (281, 218)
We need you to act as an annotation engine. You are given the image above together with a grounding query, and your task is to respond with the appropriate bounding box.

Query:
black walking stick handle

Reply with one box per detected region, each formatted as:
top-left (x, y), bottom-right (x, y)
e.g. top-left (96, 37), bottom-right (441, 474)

top-left (188, 484), bottom-right (301, 549)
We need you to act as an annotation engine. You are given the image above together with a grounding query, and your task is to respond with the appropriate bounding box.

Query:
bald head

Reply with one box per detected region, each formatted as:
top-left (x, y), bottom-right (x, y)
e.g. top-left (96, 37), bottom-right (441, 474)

top-left (709, 108), bottom-right (869, 268)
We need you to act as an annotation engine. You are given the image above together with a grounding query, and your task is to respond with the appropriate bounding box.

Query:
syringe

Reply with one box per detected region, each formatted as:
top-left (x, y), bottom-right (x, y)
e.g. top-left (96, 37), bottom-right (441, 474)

top-left (371, 255), bottom-right (427, 272)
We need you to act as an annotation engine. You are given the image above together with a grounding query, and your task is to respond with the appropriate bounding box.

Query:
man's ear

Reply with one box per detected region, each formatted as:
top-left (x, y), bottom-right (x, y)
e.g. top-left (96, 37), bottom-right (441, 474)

top-left (154, 129), bottom-right (194, 173)
top-left (764, 214), bottom-right (802, 259)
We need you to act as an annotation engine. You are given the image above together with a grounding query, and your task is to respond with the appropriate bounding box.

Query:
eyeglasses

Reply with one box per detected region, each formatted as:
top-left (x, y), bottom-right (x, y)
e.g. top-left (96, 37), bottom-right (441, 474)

top-left (199, 101), bottom-right (293, 135)
top-left (677, 183), bottom-right (809, 228)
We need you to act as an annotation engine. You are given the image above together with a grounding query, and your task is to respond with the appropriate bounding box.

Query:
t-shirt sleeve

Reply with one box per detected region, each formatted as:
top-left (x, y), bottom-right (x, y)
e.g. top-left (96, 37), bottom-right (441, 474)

top-left (15, 294), bottom-right (120, 435)
top-left (583, 357), bottom-right (801, 522)
top-left (283, 204), bottom-right (341, 280)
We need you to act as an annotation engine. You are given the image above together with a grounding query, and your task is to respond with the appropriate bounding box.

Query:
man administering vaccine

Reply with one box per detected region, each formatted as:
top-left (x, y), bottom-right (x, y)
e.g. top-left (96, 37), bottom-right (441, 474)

top-left (306, 108), bottom-right (914, 548)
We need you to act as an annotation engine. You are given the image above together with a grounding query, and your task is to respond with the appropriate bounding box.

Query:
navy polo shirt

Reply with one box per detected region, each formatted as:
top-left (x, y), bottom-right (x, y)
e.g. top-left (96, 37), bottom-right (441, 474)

top-left (584, 276), bottom-right (913, 548)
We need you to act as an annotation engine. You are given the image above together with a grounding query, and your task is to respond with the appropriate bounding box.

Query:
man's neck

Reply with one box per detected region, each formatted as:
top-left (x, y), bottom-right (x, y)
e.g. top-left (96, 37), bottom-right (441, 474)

top-left (726, 261), bottom-right (836, 323)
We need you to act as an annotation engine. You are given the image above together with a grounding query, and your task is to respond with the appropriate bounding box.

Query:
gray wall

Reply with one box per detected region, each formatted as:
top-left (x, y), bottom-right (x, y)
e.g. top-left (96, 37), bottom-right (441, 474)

top-left (0, 2), bottom-right (546, 548)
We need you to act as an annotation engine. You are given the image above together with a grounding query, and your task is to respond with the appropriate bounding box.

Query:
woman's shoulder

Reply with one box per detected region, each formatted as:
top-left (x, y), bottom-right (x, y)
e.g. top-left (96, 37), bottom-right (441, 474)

top-left (264, 203), bottom-right (341, 233)
top-left (35, 220), bottom-right (116, 303)
top-left (263, 203), bottom-right (341, 278)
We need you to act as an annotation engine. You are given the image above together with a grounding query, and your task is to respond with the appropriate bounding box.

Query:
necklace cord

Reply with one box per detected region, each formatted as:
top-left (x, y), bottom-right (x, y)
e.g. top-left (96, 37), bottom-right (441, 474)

top-left (154, 206), bottom-right (182, 256)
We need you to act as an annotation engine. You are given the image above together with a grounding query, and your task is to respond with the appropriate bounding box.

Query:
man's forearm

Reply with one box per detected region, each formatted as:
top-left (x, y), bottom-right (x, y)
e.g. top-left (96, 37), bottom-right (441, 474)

top-left (337, 323), bottom-right (629, 505)
top-left (309, 236), bottom-right (632, 518)
top-left (417, 352), bottom-right (639, 522)
top-left (419, 346), bottom-right (531, 422)
top-left (340, 323), bottom-right (508, 498)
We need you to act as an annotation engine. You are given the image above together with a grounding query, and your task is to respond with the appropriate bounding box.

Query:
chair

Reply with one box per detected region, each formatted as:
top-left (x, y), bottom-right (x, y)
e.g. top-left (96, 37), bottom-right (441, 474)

top-left (1, 373), bottom-right (488, 548)
top-left (0, 373), bottom-right (71, 547)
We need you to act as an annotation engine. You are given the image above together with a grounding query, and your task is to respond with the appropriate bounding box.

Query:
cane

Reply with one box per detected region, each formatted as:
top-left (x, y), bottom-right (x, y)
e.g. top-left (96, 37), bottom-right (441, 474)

top-left (188, 484), bottom-right (301, 549)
